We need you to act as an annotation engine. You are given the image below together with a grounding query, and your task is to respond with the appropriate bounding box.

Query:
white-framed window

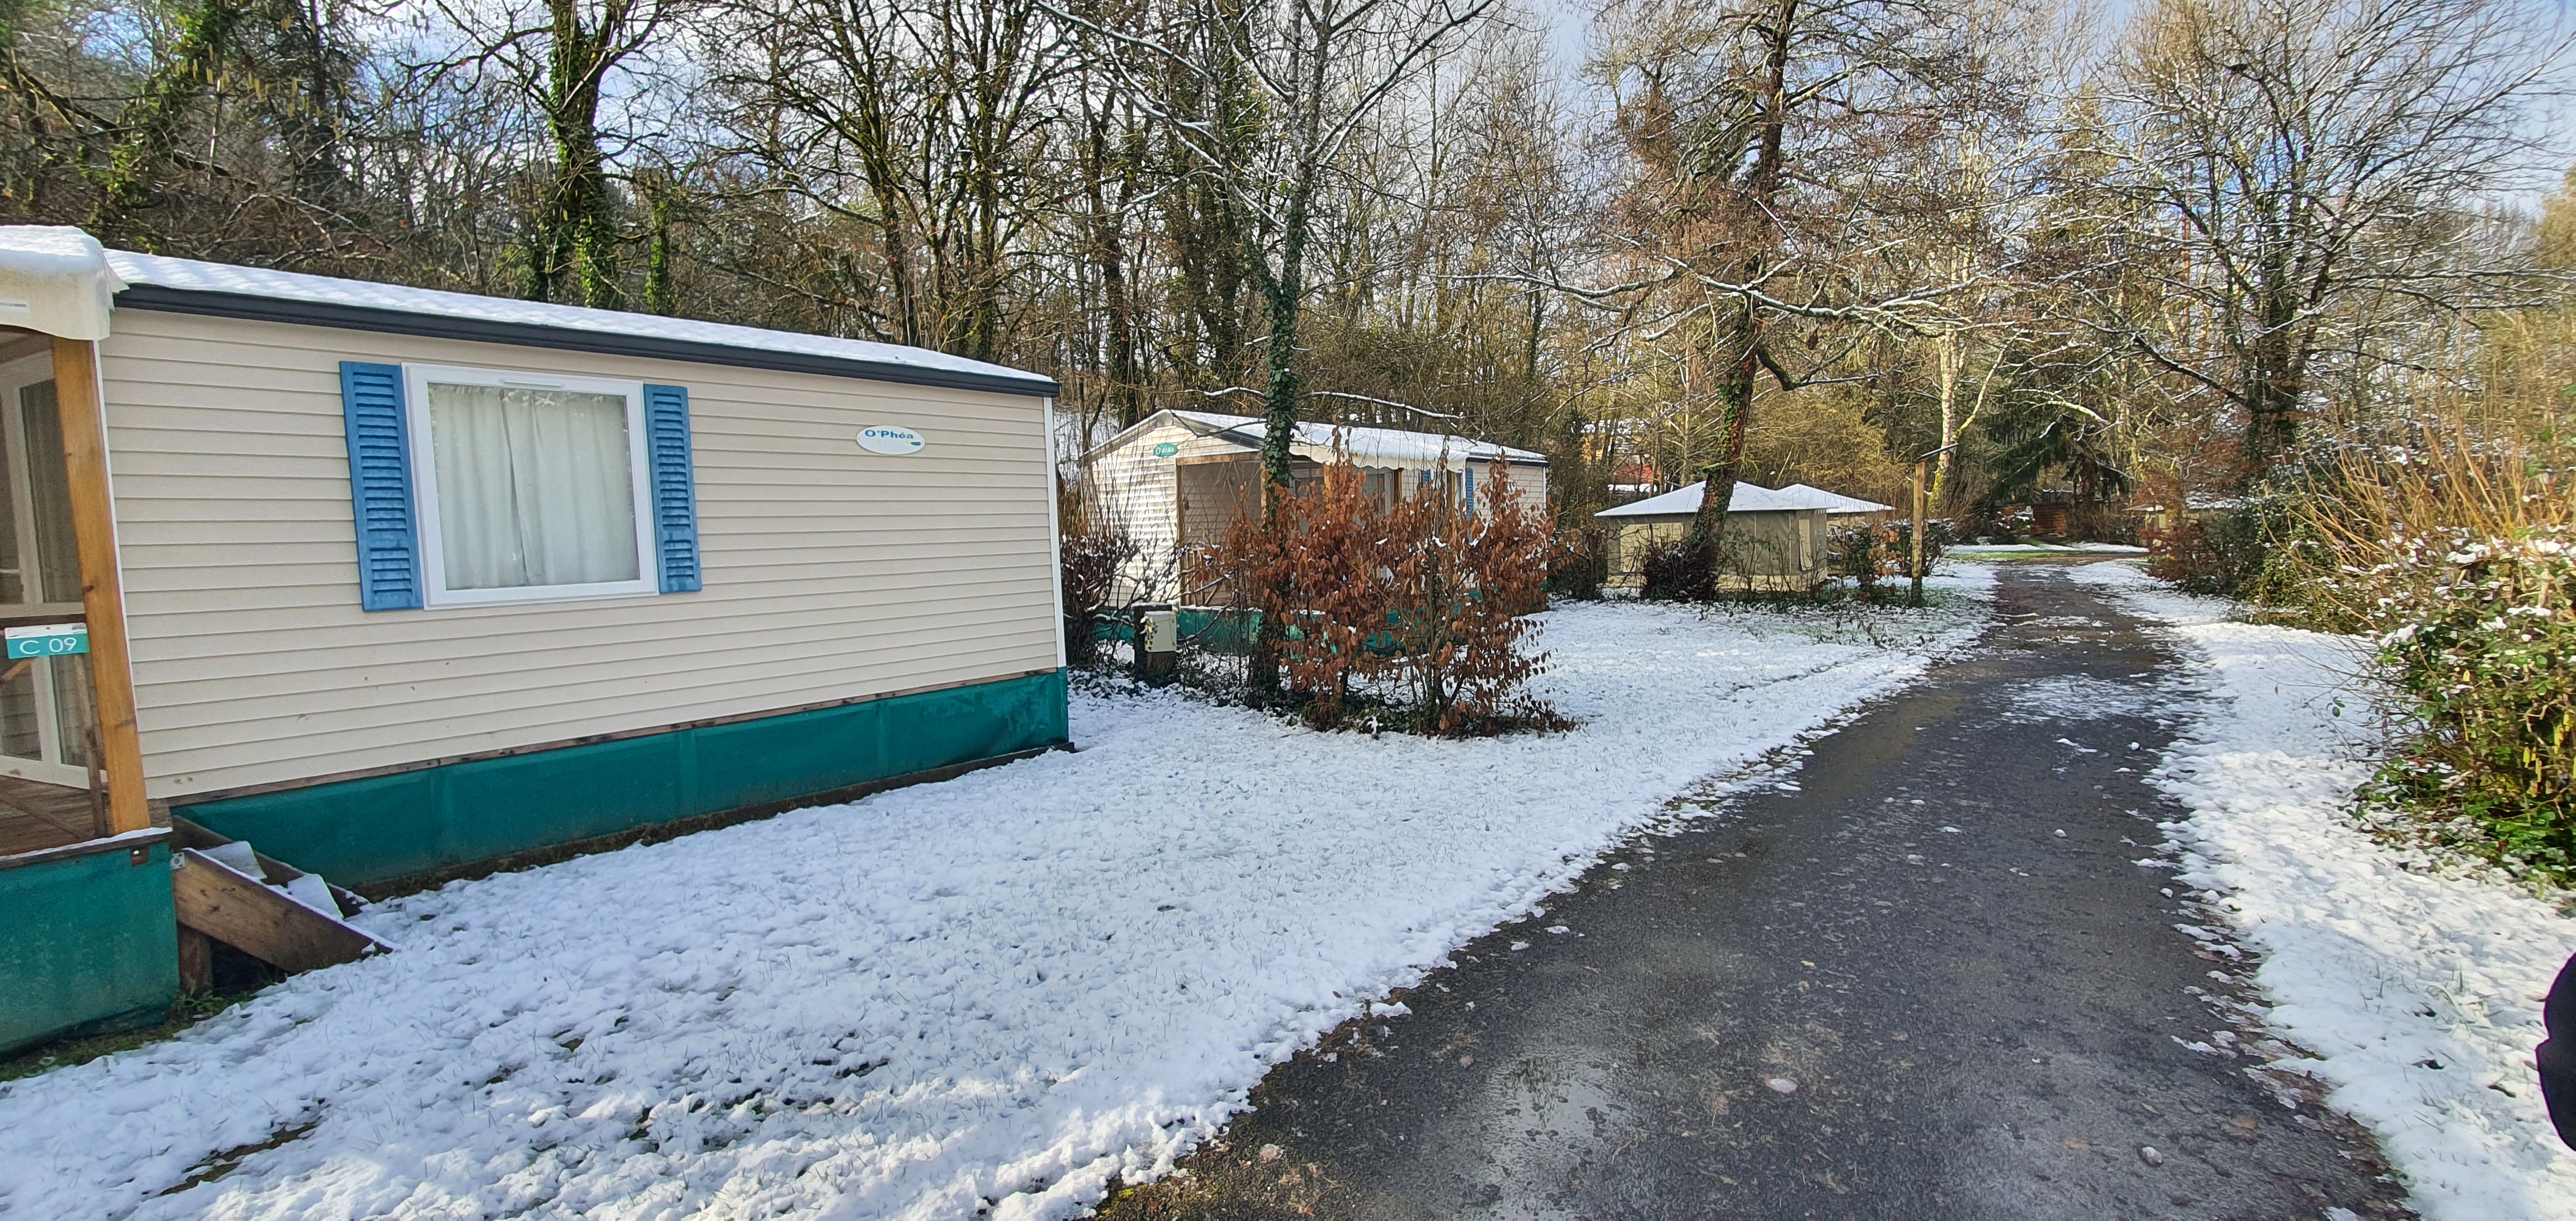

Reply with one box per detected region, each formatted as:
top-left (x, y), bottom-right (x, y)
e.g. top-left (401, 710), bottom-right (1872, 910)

top-left (0, 351), bottom-right (94, 788)
top-left (401, 363), bottom-right (659, 607)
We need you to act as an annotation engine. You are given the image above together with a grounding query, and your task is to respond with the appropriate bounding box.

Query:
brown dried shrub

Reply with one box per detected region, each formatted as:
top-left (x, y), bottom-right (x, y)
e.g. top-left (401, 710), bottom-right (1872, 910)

top-left (1217, 450), bottom-right (1569, 736)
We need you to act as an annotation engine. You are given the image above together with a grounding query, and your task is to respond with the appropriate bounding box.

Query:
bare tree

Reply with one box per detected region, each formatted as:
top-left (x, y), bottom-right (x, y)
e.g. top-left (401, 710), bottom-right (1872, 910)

top-left (705, 0), bottom-right (1073, 359)
top-left (424, 0), bottom-right (685, 306)
top-left (1587, 0), bottom-right (2007, 565)
top-left (2104, 0), bottom-right (2566, 476)
top-left (1059, 0), bottom-right (1500, 491)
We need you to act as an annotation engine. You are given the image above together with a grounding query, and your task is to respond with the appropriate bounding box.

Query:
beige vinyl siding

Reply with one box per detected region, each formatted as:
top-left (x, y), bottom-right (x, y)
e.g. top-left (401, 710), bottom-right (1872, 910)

top-left (1079, 420), bottom-right (1239, 604)
top-left (97, 309), bottom-right (1058, 799)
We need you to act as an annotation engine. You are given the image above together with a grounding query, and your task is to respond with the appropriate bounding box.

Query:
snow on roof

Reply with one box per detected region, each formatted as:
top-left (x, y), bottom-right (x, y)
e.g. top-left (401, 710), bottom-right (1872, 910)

top-left (1594, 480), bottom-right (1842, 518)
top-left (0, 225), bottom-right (121, 340)
top-left (1167, 409), bottom-right (1546, 466)
top-left (1776, 483), bottom-right (1896, 515)
top-left (96, 247), bottom-right (1057, 394)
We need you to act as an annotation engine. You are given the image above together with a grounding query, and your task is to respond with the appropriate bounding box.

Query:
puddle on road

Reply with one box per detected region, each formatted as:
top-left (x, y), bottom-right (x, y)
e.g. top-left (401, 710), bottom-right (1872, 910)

top-left (1992, 673), bottom-right (2171, 724)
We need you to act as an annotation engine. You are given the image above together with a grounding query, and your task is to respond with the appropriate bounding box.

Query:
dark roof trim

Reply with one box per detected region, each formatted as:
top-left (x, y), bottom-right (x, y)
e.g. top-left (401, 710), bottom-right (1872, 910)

top-left (115, 284), bottom-right (1062, 399)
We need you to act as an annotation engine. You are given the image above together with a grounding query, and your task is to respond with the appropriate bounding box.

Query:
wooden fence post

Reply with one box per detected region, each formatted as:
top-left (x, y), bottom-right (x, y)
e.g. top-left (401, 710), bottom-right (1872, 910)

top-left (1910, 458), bottom-right (1929, 608)
top-left (49, 337), bottom-right (148, 836)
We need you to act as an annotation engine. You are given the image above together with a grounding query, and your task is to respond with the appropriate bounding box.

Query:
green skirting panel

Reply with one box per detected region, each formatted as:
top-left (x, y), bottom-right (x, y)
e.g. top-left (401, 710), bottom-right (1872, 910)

top-left (1, 838), bottom-right (179, 1055)
top-left (178, 670), bottom-right (1070, 887)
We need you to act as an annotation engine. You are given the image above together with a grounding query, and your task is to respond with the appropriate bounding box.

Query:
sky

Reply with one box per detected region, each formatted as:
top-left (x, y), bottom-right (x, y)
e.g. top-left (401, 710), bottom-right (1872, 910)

top-left (1518, 0), bottom-right (2574, 210)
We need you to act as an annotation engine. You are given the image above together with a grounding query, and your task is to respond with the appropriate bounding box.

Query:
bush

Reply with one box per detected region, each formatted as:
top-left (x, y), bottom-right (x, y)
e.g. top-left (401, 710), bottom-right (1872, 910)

top-left (1546, 526), bottom-right (1608, 601)
top-left (1884, 518), bottom-right (1952, 576)
top-left (2142, 501), bottom-right (2269, 596)
top-left (1637, 534), bottom-right (1714, 602)
top-left (1829, 523), bottom-right (1886, 586)
top-left (1825, 520), bottom-right (1950, 604)
top-left (1215, 455), bottom-right (1570, 736)
top-left (1060, 526), bottom-right (1142, 669)
top-left (2274, 430), bottom-right (2575, 881)
top-left (2364, 527), bottom-right (2575, 878)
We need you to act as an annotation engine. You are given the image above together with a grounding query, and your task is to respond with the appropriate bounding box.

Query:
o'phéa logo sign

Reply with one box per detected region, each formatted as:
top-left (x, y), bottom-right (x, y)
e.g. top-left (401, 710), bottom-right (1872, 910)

top-left (856, 425), bottom-right (926, 455)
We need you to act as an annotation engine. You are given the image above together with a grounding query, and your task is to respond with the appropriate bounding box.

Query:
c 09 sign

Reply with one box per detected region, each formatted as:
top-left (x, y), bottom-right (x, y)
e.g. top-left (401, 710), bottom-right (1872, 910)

top-left (4, 623), bottom-right (87, 659)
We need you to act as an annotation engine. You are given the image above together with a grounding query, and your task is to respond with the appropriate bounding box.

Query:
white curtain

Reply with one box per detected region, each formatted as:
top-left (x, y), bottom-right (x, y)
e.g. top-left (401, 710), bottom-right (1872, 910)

top-left (425, 384), bottom-right (641, 590)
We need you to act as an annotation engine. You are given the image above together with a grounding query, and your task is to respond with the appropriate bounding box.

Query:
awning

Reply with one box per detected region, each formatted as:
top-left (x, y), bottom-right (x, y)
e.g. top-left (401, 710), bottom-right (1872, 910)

top-left (0, 226), bottom-right (121, 341)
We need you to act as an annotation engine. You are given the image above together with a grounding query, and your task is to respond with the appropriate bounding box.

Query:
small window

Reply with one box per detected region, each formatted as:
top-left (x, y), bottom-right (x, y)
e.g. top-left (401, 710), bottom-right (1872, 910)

top-left (402, 364), bottom-right (657, 607)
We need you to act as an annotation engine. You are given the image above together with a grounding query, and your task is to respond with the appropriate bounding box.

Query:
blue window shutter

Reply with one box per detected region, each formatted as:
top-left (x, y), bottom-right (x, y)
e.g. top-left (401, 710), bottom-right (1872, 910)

top-left (1465, 468), bottom-right (1476, 517)
top-left (644, 384), bottom-right (701, 593)
top-left (338, 362), bottom-right (421, 611)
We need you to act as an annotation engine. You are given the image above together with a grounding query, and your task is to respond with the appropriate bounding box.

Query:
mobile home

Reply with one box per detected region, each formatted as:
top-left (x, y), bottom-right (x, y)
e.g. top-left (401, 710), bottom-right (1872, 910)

top-left (0, 226), bottom-right (1067, 1049)
top-left (1595, 481), bottom-right (1846, 592)
top-left (1081, 409), bottom-right (1550, 605)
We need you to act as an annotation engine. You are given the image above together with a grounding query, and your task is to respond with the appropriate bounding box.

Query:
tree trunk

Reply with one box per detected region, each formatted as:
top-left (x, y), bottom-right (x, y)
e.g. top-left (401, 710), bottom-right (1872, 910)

top-left (543, 0), bottom-right (622, 310)
top-left (2238, 289), bottom-right (2304, 475)
top-left (643, 177), bottom-right (675, 315)
top-left (1687, 301), bottom-right (1761, 559)
top-left (265, 0), bottom-right (345, 205)
top-left (1686, 0), bottom-right (1796, 575)
top-left (1930, 329), bottom-right (1961, 507)
top-left (1082, 104), bottom-right (1143, 426)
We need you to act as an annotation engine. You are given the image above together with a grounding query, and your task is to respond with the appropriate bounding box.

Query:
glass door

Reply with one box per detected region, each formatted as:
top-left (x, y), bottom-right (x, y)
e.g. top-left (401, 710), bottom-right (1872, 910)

top-left (0, 353), bottom-right (92, 788)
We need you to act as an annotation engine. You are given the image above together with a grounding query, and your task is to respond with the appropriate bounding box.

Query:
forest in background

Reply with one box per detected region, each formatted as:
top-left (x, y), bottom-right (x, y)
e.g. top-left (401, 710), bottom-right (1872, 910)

top-left (1, 0), bottom-right (2568, 541)
top-left (3, 0), bottom-right (2572, 870)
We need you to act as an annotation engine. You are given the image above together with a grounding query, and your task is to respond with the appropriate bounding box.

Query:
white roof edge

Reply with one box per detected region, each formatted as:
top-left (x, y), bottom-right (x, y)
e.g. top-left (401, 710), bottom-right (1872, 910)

top-left (0, 226), bottom-right (121, 341)
top-left (1178, 410), bottom-right (1548, 464)
top-left (1082, 408), bottom-right (1549, 468)
top-left (88, 243), bottom-right (1054, 394)
top-left (1777, 482), bottom-right (1897, 514)
top-left (1594, 480), bottom-right (1839, 518)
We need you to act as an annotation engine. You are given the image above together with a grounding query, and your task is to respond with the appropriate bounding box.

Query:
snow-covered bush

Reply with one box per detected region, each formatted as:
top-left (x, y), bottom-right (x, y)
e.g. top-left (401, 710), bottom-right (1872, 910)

top-left (2362, 527), bottom-right (2575, 878)
top-left (2277, 429), bottom-right (2576, 881)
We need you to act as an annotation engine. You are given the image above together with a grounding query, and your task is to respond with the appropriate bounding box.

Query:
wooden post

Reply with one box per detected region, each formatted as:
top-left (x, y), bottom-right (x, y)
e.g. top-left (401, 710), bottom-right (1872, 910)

top-left (1910, 458), bottom-right (1928, 608)
top-left (49, 337), bottom-right (149, 836)
top-left (177, 927), bottom-right (212, 993)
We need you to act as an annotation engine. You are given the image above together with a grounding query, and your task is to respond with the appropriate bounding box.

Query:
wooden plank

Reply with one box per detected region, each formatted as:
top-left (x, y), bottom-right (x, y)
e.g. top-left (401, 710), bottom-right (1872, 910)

top-left (50, 337), bottom-right (149, 835)
top-left (170, 848), bottom-right (387, 973)
top-left (168, 815), bottom-right (366, 917)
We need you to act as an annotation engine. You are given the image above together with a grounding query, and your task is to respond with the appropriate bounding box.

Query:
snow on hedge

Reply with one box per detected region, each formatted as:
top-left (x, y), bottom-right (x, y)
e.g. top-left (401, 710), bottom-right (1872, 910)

top-left (0, 579), bottom-right (1989, 1220)
top-left (2075, 561), bottom-right (2576, 1220)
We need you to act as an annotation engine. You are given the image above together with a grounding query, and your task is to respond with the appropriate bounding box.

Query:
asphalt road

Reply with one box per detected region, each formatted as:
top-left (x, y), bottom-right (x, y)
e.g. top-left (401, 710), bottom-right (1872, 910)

top-left (1097, 562), bottom-right (2412, 1221)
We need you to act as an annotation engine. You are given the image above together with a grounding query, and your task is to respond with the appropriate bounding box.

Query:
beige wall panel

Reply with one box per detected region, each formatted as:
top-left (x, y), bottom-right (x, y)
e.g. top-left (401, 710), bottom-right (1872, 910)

top-left (1602, 510), bottom-right (1826, 591)
top-left (98, 310), bottom-right (1059, 798)
top-left (1080, 419), bottom-right (1208, 604)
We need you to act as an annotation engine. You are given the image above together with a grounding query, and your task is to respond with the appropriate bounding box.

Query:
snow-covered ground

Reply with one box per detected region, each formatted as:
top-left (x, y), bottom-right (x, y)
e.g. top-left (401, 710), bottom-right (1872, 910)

top-left (0, 577), bottom-right (1991, 1221)
top-left (2074, 561), bottom-right (2576, 1220)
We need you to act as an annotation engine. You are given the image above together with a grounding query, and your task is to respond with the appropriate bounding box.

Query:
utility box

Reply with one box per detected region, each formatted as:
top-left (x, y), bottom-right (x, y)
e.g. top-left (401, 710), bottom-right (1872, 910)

top-left (1138, 609), bottom-right (1178, 684)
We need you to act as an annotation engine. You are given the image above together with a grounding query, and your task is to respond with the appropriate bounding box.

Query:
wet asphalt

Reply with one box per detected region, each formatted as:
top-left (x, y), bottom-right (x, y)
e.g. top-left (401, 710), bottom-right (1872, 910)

top-left (1097, 561), bottom-right (2412, 1221)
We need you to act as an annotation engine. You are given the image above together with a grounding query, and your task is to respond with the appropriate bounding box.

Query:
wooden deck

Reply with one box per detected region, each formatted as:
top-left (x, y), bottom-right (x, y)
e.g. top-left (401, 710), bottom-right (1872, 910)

top-left (0, 773), bottom-right (104, 857)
